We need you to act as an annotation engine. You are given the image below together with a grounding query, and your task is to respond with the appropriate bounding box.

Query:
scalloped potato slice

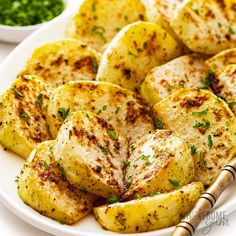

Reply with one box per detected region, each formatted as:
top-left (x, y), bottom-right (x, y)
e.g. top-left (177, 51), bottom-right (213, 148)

top-left (20, 39), bottom-right (101, 85)
top-left (124, 130), bottom-right (194, 199)
top-left (97, 21), bottom-right (182, 91)
top-left (170, 0), bottom-right (236, 55)
top-left (140, 55), bottom-right (209, 105)
top-left (206, 48), bottom-right (236, 72)
top-left (47, 81), bottom-right (154, 144)
top-left (66, 0), bottom-right (146, 52)
top-left (211, 65), bottom-right (236, 115)
top-left (93, 182), bottom-right (204, 233)
top-left (18, 141), bottom-right (96, 225)
top-left (54, 111), bottom-right (128, 198)
top-left (0, 75), bottom-right (53, 159)
top-left (153, 88), bottom-right (236, 186)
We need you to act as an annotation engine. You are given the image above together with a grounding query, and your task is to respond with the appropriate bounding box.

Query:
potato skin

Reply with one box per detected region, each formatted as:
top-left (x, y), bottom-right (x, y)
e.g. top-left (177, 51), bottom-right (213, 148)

top-left (47, 81), bottom-right (154, 145)
top-left (153, 88), bottom-right (236, 186)
top-left (93, 182), bottom-right (204, 233)
top-left (66, 0), bottom-right (146, 52)
top-left (140, 54), bottom-right (209, 105)
top-left (124, 129), bottom-right (194, 198)
top-left (0, 75), bottom-right (53, 159)
top-left (206, 48), bottom-right (236, 72)
top-left (211, 65), bottom-right (236, 115)
top-left (54, 111), bottom-right (128, 198)
top-left (170, 0), bottom-right (236, 55)
top-left (97, 21), bottom-right (181, 91)
top-left (18, 141), bottom-right (96, 225)
top-left (20, 39), bottom-right (101, 86)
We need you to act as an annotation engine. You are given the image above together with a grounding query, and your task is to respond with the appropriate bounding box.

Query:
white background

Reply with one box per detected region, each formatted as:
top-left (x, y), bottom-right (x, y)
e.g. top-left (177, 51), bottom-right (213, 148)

top-left (0, 41), bottom-right (235, 236)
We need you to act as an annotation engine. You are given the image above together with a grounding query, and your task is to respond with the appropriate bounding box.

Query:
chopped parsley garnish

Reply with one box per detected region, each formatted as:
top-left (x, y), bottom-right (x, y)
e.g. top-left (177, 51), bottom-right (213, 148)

top-left (11, 87), bottom-right (23, 97)
top-left (227, 100), bottom-right (236, 106)
top-left (135, 194), bottom-right (142, 200)
top-left (208, 135), bottom-right (213, 148)
top-left (201, 70), bottom-right (215, 89)
top-left (20, 111), bottom-right (30, 120)
top-left (154, 118), bottom-right (164, 129)
top-left (168, 179), bottom-right (181, 189)
top-left (218, 22), bottom-right (222, 28)
top-left (138, 154), bottom-right (151, 165)
top-left (37, 93), bottom-right (43, 108)
top-left (192, 108), bottom-right (209, 117)
top-left (107, 195), bottom-right (119, 204)
top-left (56, 162), bottom-right (66, 180)
top-left (193, 118), bottom-right (210, 132)
top-left (199, 151), bottom-right (205, 168)
top-left (91, 3), bottom-right (96, 12)
top-left (91, 26), bottom-right (106, 42)
top-left (97, 109), bottom-right (102, 115)
top-left (124, 15), bottom-right (129, 20)
top-left (193, 9), bottom-right (199, 15)
top-left (126, 181), bottom-right (132, 187)
top-left (143, 42), bottom-right (148, 49)
top-left (92, 57), bottom-right (98, 73)
top-left (58, 107), bottom-right (70, 120)
top-left (130, 144), bottom-right (136, 152)
top-left (149, 192), bottom-right (161, 197)
top-left (79, 188), bottom-right (88, 194)
top-left (98, 143), bottom-right (109, 155)
top-left (115, 107), bottom-right (120, 114)
top-left (128, 51), bottom-right (137, 57)
top-left (229, 26), bottom-right (235, 35)
top-left (107, 130), bottom-right (118, 140)
top-left (15, 175), bottom-right (20, 183)
top-left (123, 161), bottom-right (131, 167)
top-left (102, 105), bottom-right (107, 111)
top-left (191, 145), bottom-right (197, 156)
top-left (43, 162), bottom-right (49, 170)
top-left (85, 111), bottom-right (91, 119)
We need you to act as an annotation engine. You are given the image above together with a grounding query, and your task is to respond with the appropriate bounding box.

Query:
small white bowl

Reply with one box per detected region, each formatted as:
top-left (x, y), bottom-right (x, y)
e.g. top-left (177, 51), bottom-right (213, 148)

top-left (0, 0), bottom-right (70, 43)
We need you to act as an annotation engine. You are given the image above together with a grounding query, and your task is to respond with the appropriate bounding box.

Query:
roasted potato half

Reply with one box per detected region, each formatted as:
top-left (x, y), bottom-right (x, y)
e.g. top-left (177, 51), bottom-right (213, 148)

top-left (54, 111), bottom-right (128, 198)
top-left (153, 88), bottom-right (236, 186)
top-left (140, 55), bottom-right (209, 105)
top-left (170, 0), bottom-right (236, 55)
top-left (211, 65), bottom-right (236, 115)
top-left (206, 48), bottom-right (236, 72)
top-left (93, 182), bottom-right (204, 233)
top-left (124, 129), bottom-right (195, 199)
top-left (47, 81), bottom-right (154, 144)
top-left (18, 141), bottom-right (96, 225)
top-left (97, 21), bottom-right (181, 91)
top-left (66, 0), bottom-right (146, 52)
top-left (0, 75), bottom-right (53, 159)
top-left (20, 39), bottom-right (101, 85)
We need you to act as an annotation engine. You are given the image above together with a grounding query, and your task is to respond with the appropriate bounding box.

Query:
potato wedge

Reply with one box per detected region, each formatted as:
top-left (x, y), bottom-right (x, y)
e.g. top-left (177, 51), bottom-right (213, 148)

top-left (97, 21), bottom-right (182, 91)
top-left (93, 182), bottom-right (204, 233)
top-left (140, 54), bottom-right (209, 105)
top-left (153, 88), bottom-right (236, 186)
top-left (210, 65), bottom-right (236, 115)
top-left (47, 81), bottom-right (154, 144)
top-left (18, 141), bottom-right (96, 225)
top-left (54, 111), bottom-right (128, 198)
top-left (20, 39), bottom-right (101, 85)
top-left (0, 75), bottom-right (53, 159)
top-left (124, 129), bottom-right (195, 198)
top-left (66, 0), bottom-right (146, 52)
top-left (170, 0), bottom-right (236, 55)
top-left (206, 48), bottom-right (236, 72)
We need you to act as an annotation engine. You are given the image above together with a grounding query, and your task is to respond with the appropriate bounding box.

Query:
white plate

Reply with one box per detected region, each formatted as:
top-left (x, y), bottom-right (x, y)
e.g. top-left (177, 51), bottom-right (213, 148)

top-left (0, 10), bottom-right (236, 236)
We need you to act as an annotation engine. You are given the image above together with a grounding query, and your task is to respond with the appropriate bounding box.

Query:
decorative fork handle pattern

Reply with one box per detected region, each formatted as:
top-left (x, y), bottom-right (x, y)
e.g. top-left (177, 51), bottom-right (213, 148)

top-left (172, 157), bottom-right (236, 236)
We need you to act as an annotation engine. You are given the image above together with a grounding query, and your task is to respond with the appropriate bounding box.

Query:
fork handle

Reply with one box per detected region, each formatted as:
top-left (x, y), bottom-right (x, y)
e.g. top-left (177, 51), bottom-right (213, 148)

top-left (172, 157), bottom-right (236, 236)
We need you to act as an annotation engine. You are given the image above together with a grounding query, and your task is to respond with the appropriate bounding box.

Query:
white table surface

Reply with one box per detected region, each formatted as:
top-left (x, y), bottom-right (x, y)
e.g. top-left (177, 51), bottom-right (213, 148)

top-left (0, 41), bottom-right (236, 236)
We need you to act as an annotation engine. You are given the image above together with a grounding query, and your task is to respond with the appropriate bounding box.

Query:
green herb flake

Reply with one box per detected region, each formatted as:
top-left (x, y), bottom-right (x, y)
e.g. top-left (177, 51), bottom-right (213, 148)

top-left (192, 108), bottom-right (209, 117)
top-left (115, 107), bottom-right (120, 114)
top-left (208, 135), bottom-right (213, 148)
top-left (11, 87), bottom-right (24, 97)
top-left (79, 188), bottom-right (88, 194)
top-left (193, 9), bottom-right (199, 15)
top-left (191, 145), bottom-right (197, 156)
top-left (43, 162), bottom-right (49, 170)
top-left (92, 57), bottom-right (98, 73)
top-left (98, 143), bottom-right (109, 155)
top-left (97, 109), bottom-right (102, 115)
top-left (138, 154), bottom-right (151, 165)
top-left (154, 118), bottom-right (164, 129)
top-left (199, 151), bottom-right (205, 168)
top-left (130, 144), bottom-right (136, 152)
top-left (91, 26), bottom-right (106, 42)
top-left (135, 194), bottom-right (142, 200)
top-left (20, 111), bottom-right (30, 120)
top-left (15, 175), bottom-right (20, 183)
top-left (58, 108), bottom-right (70, 120)
top-left (91, 3), bottom-right (96, 12)
top-left (124, 15), bottom-right (129, 21)
top-left (107, 195), bottom-right (119, 204)
top-left (218, 22), bottom-right (222, 28)
top-left (143, 42), bottom-right (148, 49)
top-left (107, 130), bottom-right (118, 140)
top-left (193, 118), bottom-right (210, 132)
top-left (229, 26), bottom-right (235, 35)
top-left (56, 162), bottom-right (66, 180)
top-left (168, 179), bottom-right (181, 189)
top-left (126, 181), bottom-right (132, 187)
top-left (150, 192), bottom-right (161, 197)
top-left (102, 105), bottom-right (107, 111)
top-left (37, 93), bottom-right (43, 108)
top-left (227, 100), bottom-right (236, 106)
top-left (123, 161), bottom-right (131, 167)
